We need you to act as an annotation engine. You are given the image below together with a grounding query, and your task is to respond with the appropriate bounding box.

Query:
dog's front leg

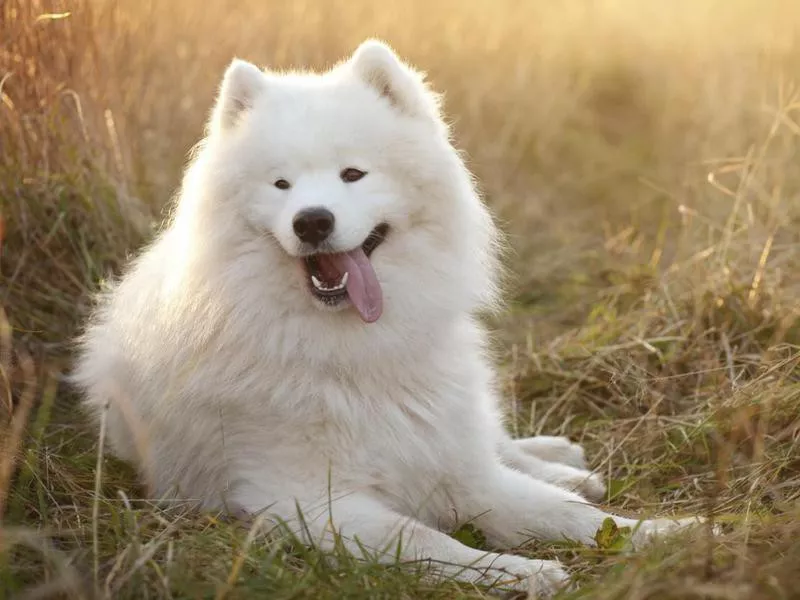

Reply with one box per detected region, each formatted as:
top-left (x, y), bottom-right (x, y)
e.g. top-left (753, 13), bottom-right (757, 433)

top-left (459, 463), bottom-right (703, 549)
top-left (245, 490), bottom-right (568, 596)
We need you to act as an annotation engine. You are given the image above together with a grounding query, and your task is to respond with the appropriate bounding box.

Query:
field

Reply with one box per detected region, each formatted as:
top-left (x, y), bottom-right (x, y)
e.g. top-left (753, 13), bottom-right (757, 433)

top-left (2, 0), bottom-right (800, 598)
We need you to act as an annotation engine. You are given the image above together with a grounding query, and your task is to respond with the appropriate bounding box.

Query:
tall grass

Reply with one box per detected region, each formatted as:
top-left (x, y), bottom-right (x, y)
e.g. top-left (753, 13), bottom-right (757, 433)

top-left (1, 0), bottom-right (799, 598)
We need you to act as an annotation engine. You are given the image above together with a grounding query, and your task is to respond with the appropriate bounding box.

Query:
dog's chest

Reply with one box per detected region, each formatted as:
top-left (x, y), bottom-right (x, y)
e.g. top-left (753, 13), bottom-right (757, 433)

top-left (276, 368), bottom-right (477, 477)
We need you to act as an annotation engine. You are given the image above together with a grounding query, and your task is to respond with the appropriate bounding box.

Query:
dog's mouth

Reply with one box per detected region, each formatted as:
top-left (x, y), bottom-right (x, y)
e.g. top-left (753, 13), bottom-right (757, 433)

top-left (302, 223), bottom-right (389, 323)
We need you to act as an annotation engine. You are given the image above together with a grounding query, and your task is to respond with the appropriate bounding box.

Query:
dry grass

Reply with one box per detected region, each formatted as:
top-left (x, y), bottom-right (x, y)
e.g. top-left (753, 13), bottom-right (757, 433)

top-left (2, 0), bottom-right (800, 598)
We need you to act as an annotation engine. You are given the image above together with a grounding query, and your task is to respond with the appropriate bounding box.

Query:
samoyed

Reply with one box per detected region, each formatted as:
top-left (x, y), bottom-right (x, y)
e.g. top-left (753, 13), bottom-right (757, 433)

top-left (72, 40), bottom-right (702, 595)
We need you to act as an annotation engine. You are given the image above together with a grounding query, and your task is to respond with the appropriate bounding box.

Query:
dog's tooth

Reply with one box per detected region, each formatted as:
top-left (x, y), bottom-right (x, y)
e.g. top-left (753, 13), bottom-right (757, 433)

top-left (311, 272), bottom-right (348, 293)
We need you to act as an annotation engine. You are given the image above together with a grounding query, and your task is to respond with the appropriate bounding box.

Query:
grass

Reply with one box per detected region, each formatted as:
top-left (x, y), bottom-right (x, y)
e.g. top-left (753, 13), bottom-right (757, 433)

top-left (2, 0), bottom-right (800, 597)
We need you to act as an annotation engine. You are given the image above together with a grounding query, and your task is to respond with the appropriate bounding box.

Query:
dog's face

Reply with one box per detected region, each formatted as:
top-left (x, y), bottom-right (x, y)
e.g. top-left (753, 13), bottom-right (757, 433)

top-left (200, 41), bottom-right (497, 324)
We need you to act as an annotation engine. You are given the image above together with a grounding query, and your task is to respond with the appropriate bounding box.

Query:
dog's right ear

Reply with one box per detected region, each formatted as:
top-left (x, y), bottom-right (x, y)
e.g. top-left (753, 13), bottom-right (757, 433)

top-left (209, 58), bottom-right (266, 134)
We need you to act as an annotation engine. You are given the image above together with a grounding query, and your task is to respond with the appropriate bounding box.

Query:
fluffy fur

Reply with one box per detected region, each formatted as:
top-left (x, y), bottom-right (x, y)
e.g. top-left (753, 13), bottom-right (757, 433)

top-left (72, 40), bottom-right (703, 595)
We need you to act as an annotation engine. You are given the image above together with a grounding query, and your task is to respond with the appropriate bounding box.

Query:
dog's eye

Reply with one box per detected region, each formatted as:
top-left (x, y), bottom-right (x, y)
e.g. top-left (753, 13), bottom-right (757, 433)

top-left (274, 178), bottom-right (291, 190)
top-left (340, 168), bottom-right (367, 183)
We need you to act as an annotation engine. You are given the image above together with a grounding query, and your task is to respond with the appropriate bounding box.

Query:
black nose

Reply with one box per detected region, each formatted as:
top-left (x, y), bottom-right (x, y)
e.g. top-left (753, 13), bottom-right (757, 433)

top-left (292, 207), bottom-right (335, 246)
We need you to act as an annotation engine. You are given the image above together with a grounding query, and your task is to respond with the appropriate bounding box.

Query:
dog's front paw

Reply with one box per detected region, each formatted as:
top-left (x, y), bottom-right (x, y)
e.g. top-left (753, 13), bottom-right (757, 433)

top-left (524, 560), bottom-right (571, 598)
top-left (486, 555), bottom-right (569, 597)
top-left (514, 436), bottom-right (588, 469)
top-left (631, 516), bottom-right (709, 547)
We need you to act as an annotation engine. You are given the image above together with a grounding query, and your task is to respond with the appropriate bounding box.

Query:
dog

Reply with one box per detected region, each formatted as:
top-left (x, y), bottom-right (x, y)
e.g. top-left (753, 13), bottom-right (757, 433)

top-left (72, 40), bottom-right (703, 595)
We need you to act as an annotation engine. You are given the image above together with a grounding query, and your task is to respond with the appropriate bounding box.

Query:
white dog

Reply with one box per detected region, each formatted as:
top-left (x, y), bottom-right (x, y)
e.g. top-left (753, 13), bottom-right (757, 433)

top-left (72, 40), bottom-right (701, 595)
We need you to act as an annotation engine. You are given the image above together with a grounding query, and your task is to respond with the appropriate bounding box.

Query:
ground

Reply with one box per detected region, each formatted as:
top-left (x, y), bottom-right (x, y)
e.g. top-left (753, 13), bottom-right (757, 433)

top-left (1, 1), bottom-right (799, 598)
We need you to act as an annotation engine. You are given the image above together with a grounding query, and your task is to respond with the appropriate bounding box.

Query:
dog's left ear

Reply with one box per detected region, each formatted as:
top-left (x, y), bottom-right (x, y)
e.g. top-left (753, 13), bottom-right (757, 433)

top-left (349, 40), bottom-right (440, 120)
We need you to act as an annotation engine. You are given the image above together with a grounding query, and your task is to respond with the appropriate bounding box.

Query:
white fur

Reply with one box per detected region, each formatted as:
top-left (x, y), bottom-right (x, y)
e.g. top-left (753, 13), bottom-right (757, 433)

top-left (71, 40), bottom-right (703, 596)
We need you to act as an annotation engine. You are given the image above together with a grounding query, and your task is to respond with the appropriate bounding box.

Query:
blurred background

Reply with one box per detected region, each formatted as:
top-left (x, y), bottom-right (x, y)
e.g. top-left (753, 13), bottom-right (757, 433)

top-left (1, 1), bottom-right (799, 598)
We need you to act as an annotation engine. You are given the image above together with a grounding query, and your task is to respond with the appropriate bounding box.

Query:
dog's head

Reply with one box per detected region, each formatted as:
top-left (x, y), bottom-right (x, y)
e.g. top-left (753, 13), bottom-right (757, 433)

top-left (195, 40), bottom-right (500, 325)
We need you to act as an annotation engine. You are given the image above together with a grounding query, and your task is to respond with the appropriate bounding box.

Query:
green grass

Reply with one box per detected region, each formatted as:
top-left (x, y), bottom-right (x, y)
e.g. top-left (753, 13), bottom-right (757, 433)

top-left (2, 1), bottom-right (800, 598)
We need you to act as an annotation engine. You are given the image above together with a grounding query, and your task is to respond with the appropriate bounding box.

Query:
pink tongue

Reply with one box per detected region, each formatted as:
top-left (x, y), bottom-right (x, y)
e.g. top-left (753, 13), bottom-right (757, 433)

top-left (316, 249), bottom-right (383, 323)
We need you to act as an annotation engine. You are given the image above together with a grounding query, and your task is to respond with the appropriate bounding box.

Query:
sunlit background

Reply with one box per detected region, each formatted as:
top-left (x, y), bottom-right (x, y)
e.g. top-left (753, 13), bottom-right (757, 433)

top-left (2, 1), bottom-right (799, 597)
